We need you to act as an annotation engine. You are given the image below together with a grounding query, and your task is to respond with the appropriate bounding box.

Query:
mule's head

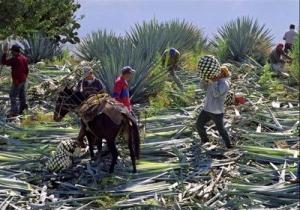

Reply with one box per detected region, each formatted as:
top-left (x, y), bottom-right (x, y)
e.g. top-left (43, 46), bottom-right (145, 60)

top-left (53, 87), bottom-right (74, 122)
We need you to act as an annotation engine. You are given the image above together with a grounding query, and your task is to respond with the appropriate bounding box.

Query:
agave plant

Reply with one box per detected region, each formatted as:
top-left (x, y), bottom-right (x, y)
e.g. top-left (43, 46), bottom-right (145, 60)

top-left (211, 16), bottom-right (273, 64)
top-left (75, 30), bottom-right (122, 61)
top-left (77, 19), bottom-right (204, 103)
top-left (19, 32), bottom-right (62, 64)
top-left (127, 19), bottom-right (204, 57)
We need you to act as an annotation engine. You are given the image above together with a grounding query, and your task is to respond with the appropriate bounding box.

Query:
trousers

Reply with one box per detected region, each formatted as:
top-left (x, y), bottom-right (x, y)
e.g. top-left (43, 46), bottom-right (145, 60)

top-left (196, 110), bottom-right (231, 148)
top-left (9, 82), bottom-right (27, 115)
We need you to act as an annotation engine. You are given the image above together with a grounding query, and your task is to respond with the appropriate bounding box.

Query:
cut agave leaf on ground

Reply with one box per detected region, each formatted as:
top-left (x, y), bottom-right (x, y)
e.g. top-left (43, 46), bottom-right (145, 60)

top-left (0, 58), bottom-right (298, 208)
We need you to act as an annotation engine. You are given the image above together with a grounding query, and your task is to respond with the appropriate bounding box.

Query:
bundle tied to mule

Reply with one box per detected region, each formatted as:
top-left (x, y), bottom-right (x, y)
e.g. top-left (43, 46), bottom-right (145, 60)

top-left (77, 93), bottom-right (136, 141)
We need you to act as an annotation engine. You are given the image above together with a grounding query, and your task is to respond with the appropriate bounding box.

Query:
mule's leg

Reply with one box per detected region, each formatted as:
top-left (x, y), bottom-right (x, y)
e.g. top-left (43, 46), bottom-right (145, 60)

top-left (100, 139), bottom-right (110, 157)
top-left (107, 139), bottom-right (118, 173)
top-left (86, 132), bottom-right (95, 160)
top-left (96, 138), bottom-right (103, 159)
top-left (77, 121), bottom-right (87, 148)
top-left (128, 138), bottom-right (137, 173)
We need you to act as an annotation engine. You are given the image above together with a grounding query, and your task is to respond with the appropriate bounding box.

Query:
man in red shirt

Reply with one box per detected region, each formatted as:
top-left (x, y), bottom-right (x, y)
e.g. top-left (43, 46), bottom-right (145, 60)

top-left (112, 66), bottom-right (135, 112)
top-left (1, 44), bottom-right (29, 116)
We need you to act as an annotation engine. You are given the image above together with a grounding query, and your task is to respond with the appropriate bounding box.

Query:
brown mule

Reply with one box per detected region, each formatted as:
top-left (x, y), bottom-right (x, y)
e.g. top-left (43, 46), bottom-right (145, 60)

top-left (53, 87), bottom-right (140, 173)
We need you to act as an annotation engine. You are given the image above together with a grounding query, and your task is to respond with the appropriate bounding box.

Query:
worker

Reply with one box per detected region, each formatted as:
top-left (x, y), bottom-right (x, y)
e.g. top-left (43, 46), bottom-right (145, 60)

top-left (196, 56), bottom-right (233, 149)
top-left (75, 66), bottom-right (105, 97)
top-left (1, 44), bottom-right (29, 117)
top-left (75, 66), bottom-right (105, 147)
top-left (283, 24), bottom-right (297, 53)
top-left (269, 44), bottom-right (292, 76)
top-left (161, 48), bottom-right (183, 89)
top-left (113, 66), bottom-right (135, 113)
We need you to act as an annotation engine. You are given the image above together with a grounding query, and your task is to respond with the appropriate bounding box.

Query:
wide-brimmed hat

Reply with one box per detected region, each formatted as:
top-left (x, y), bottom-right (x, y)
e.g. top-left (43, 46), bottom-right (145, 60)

top-left (121, 66), bottom-right (135, 74)
top-left (10, 44), bottom-right (21, 52)
top-left (198, 55), bottom-right (221, 80)
top-left (83, 66), bottom-right (93, 78)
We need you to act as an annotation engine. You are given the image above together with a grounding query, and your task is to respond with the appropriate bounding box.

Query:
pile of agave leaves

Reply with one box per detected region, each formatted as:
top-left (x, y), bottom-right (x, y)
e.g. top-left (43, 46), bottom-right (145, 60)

top-left (0, 59), bottom-right (299, 209)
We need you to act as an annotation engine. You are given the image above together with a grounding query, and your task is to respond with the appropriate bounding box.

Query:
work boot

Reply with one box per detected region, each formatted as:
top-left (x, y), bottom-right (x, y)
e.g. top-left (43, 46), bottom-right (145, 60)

top-left (6, 113), bottom-right (18, 122)
top-left (19, 104), bottom-right (28, 115)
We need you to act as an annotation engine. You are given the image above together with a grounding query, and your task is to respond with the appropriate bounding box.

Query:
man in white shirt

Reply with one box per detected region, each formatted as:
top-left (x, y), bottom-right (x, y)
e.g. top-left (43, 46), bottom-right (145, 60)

top-left (283, 24), bottom-right (297, 53)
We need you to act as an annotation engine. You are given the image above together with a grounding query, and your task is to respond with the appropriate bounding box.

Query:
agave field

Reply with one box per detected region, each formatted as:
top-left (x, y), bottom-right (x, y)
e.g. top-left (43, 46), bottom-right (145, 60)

top-left (0, 15), bottom-right (299, 209)
top-left (0, 54), bottom-right (299, 209)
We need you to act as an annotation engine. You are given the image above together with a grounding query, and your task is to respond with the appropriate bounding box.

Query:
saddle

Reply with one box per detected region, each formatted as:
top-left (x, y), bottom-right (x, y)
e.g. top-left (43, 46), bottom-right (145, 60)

top-left (78, 93), bottom-right (135, 125)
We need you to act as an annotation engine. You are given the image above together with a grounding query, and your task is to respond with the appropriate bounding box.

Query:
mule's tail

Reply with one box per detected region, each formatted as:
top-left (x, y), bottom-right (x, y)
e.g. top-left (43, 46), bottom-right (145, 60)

top-left (130, 119), bottom-right (140, 159)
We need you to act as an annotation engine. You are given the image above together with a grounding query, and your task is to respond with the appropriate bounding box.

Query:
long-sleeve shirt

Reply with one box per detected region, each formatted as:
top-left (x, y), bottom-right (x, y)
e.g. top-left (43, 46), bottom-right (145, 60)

top-left (161, 49), bottom-right (180, 68)
top-left (76, 78), bottom-right (104, 96)
top-left (1, 53), bottom-right (29, 85)
top-left (203, 78), bottom-right (230, 114)
top-left (269, 49), bottom-right (291, 64)
top-left (112, 76), bottom-right (131, 111)
top-left (283, 29), bottom-right (297, 44)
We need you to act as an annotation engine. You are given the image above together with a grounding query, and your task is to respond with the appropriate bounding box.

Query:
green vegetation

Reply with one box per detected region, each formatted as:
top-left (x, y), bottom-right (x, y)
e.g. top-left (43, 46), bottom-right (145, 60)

top-left (180, 47), bottom-right (205, 71)
top-left (20, 32), bottom-right (62, 63)
top-left (145, 82), bottom-right (196, 117)
top-left (258, 64), bottom-right (284, 96)
top-left (0, 0), bottom-right (81, 43)
top-left (212, 16), bottom-right (273, 64)
top-left (289, 34), bottom-right (300, 83)
top-left (0, 9), bottom-right (299, 209)
top-left (77, 19), bottom-right (204, 103)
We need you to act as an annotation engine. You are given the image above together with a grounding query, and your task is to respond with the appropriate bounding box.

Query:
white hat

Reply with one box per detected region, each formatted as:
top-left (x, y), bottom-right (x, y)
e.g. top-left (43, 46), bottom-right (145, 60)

top-left (83, 66), bottom-right (93, 78)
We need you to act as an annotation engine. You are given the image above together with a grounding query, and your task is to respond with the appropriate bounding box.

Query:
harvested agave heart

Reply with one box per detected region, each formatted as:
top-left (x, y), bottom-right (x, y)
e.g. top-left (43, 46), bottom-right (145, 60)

top-left (47, 154), bottom-right (73, 173)
top-left (198, 55), bottom-right (221, 81)
top-left (46, 139), bottom-right (77, 172)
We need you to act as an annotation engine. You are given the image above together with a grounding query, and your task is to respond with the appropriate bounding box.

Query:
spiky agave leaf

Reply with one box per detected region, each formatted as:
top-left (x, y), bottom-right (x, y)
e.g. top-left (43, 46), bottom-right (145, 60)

top-left (0, 177), bottom-right (32, 193)
top-left (211, 16), bottom-right (273, 64)
top-left (19, 32), bottom-right (62, 63)
top-left (127, 19), bottom-right (204, 54)
top-left (75, 30), bottom-right (121, 61)
top-left (76, 19), bottom-right (205, 103)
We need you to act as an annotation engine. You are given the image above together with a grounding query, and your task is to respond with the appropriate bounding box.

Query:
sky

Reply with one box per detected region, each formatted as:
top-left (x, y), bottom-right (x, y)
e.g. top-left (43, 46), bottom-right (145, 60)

top-left (76, 0), bottom-right (299, 44)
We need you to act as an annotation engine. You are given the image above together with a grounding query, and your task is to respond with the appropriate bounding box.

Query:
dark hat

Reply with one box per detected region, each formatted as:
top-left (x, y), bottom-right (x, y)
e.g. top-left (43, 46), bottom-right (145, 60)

top-left (10, 44), bottom-right (21, 52)
top-left (169, 48), bottom-right (177, 56)
top-left (121, 66), bottom-right (135, 74)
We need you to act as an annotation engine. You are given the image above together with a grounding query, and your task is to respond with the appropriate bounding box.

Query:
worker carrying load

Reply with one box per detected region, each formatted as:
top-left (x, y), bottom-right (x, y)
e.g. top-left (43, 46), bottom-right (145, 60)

top-left (196, 55), bottom-right (233, 148)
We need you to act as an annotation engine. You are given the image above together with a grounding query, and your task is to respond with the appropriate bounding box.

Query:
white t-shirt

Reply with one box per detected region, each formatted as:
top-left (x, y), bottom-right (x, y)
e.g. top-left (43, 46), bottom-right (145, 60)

top-left (283, 29), bottom-right (297, 44)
